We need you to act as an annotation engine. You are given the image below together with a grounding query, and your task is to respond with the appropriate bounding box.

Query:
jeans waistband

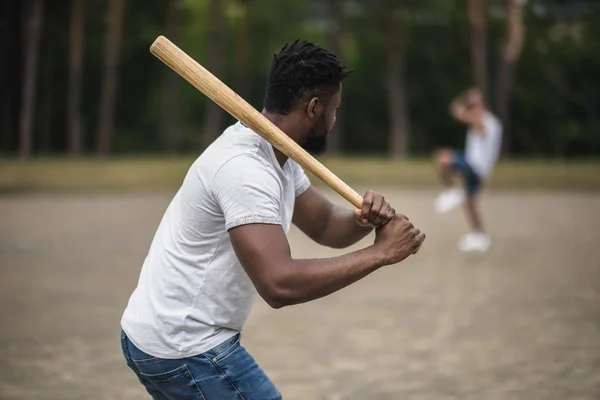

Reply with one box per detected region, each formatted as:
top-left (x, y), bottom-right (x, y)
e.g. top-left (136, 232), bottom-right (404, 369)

top-left (209, 333), bottom-right (241, 358)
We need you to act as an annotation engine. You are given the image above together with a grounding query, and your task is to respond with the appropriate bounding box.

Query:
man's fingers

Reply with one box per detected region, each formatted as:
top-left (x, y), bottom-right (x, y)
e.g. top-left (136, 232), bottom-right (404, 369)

top-left (416, 232), bottom-right (426, 244)
top-left (382, 207), bottom-right (395, 226)
top-left (371, 204), bottom-right (386, 226)
top-left (396, 213), bottom-right (409, 221)
top-left (370, 198), bottom-right (386, 225)
top-left (402, 221), bottom-right (414, 232)
top-left (361, 190), bottom-right (374, 222)
top-left (376, 207), bottom-right (395, 228)
top-left (412, 232), bottom-right (426, 253)
top-left (368, 195), bottom-right (384, 220)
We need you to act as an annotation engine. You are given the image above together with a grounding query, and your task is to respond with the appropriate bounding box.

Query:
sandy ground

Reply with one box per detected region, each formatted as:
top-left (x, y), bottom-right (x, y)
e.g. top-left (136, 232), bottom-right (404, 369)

top-left (1, 188), bottom-right (599, 400)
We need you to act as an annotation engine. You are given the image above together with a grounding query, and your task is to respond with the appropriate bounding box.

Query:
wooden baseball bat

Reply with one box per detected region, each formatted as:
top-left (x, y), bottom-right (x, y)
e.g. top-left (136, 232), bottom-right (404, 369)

top-left (149, 35), bottom-right (363, 209)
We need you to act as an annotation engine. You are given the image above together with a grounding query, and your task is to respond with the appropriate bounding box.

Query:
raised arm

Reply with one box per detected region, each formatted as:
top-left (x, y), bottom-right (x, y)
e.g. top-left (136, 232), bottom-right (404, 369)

top-left (450, 89), bottom-right (484, 132)
top-left (229, 214), bottom-right (425, 309)
top-left (450, 95), bottom-right (471, 124)
top-left (292, 187), bottom-right (395, 249)
top-left (215, 155), bottom-right (425, 309)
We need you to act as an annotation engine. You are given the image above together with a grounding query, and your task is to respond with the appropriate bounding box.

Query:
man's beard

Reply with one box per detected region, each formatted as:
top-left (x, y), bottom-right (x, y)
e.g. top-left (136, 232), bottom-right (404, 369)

top-left (301, 116), bottom-right (330, 156)
top-left (301, 134), bottom-right (328, 155)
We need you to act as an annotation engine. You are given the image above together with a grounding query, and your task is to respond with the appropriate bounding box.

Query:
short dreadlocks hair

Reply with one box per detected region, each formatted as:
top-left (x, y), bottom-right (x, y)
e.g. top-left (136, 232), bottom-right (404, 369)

top-left (264, 40), bottom-right (352, 115)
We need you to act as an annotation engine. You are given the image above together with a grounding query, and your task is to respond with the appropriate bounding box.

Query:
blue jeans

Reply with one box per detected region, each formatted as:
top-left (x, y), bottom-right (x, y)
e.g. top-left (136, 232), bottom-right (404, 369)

top-left (451, 151), bottom-right (482, 196)
top-left (121, 330), bottom-right (282, 400)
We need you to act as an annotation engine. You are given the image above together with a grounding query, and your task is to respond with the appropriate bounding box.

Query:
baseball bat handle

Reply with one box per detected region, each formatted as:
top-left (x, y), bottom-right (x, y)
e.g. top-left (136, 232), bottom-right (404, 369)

top-left (150, 35), bottom-right (364, 209)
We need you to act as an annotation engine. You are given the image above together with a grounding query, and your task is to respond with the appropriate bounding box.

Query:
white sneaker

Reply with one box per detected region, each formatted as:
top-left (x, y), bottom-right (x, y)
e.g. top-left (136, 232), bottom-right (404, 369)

top-left (457, 233), bottom-right (491, 253)
top-left (434, 188), bottom-right (464, 213)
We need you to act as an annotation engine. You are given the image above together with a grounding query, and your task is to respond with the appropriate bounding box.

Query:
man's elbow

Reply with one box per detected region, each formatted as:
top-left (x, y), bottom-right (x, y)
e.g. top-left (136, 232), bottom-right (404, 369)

top-left (260, 280), bottom-right (298, 309)
top-left (265, 297), bottom-right (287, 309)
top-left (263, 291), bottom-right (294, 309)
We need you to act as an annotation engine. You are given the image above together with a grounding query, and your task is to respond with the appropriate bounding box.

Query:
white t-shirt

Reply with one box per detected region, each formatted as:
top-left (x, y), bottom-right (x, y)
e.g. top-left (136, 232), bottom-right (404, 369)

top-left (465, 111), bottom-right (503, 179)
top-left (121, 122), bottom-right (311, 359)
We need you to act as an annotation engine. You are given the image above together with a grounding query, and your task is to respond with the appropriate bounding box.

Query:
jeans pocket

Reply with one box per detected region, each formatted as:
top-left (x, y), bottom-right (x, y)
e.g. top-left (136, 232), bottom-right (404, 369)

top-left (131, 355), bottom-right (160, 365)
top-left (139, 364), bottom-right (187, 383)
top-left (125, 338), bottom-right (162, 365)
top-left (139, 364), bottom-right (205, 399)
top-left (210, 335), bottom-right (241, 364)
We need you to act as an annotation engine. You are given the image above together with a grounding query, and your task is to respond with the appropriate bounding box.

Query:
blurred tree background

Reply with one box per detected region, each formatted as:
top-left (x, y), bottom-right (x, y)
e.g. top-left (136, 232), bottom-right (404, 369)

top-left (1, 0), bottom-right (599, 159)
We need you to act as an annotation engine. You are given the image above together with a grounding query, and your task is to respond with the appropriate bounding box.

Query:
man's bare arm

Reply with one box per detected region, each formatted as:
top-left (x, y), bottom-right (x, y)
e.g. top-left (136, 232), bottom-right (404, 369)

top-left (292, 187), bottom-right (394, 249)
top-left (450, 91), bottom-right (485, 132)
top-left (229, 217), bottom-right (424, 309)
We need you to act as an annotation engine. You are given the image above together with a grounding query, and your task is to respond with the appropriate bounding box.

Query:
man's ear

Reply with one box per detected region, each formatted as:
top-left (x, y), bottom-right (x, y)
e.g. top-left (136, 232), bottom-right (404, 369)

top-left (307, 97), bottom-right (319, 120)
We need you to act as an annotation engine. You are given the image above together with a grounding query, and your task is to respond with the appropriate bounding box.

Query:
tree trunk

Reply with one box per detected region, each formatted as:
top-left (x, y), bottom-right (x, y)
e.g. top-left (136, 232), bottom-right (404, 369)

top-left (467, 0), bottom-right (489, 100)
top-left (161, 0), bottom-right (182, 154)
top-left (19, 0), bottom-right (44, 159)
top-left (201, 0), bottom-right (225, 149)
top-left (39, 18), bottom-right (56, 154)
top-left (326, 0), bottom-right (343, 154)
top-left (235, 0), bottom-right (252, 101)
top-left (0, 99), bottom-right (11, 153)
top-left (0, 90), bottom-right (11, 153)
top-left (39, 67), bottom-right (55, 154)
top-left (67, 0), bottom-right (86, 156)
top-left (387, 6), bottom-right (410, 158)
top-left (97, 0), bottom-right (125, 156)
top-left (0, 0), bottom-right (16, 153)
top-left (496, 57), bottom-right (512, 124)
top-left (496, 0), bottom-right (525, 155)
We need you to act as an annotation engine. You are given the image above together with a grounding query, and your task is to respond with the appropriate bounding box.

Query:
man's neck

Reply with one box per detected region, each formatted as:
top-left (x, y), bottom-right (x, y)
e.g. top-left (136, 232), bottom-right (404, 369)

top-left (261, 110), bottom-right (304, 167)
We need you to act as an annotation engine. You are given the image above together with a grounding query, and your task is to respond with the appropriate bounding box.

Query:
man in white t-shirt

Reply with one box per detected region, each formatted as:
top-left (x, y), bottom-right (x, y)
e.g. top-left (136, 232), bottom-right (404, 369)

top-left (433, 88), bottom-right (502, 252)
top-left (120, 40), bottom-right (426, 399)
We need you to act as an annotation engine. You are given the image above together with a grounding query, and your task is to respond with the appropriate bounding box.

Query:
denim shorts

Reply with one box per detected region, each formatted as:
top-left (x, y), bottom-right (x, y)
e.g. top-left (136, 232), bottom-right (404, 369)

top-left (451, 151), bottom-right (482, 196)
top-left (121, 330), bottom-right (282, 400)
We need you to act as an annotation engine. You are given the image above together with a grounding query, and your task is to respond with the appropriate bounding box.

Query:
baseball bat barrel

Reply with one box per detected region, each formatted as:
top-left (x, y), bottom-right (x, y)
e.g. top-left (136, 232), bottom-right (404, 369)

top-left (149, 35), bottom-right (363, 209)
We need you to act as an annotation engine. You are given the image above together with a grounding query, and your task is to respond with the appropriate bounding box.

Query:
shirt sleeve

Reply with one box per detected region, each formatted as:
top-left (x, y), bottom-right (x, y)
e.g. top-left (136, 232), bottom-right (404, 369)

top-left (483, 114), bottom-right (502, 138)
top-left (486, 115), bottom-right (502, 141)
top-left (212, 155), bottom-right (283, 231)
top-left (484, 115), bottom-right (503, 167)
top-left (291, 161), bottom-right (311, 197)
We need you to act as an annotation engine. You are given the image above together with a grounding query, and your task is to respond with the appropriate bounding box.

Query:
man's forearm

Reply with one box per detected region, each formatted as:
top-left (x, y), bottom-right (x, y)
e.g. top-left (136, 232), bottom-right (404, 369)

top-left (450, 97), bottom-right (468, 122)
top-left (450, 94), bottom-right (467, 110)
top-left (320, 205), bottom-right (373, 248)
top-left (270, 245), bottom-right (387, 308)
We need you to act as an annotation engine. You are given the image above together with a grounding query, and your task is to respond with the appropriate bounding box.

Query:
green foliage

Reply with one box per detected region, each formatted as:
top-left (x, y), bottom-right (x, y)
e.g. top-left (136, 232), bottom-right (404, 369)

top-left (11, 0), bottom-right (600, 157)
top-left (509, 4), bottom-right (600, 156)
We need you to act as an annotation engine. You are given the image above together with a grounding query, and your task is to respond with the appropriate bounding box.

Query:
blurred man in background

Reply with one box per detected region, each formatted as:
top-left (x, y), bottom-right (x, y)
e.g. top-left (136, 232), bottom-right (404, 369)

top-left (433, 88), bottom-right (502, 252)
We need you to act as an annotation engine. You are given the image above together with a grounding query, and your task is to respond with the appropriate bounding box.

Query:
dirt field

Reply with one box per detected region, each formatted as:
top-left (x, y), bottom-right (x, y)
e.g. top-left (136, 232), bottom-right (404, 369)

top-left (1, 188), bottom-right (599, 400)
